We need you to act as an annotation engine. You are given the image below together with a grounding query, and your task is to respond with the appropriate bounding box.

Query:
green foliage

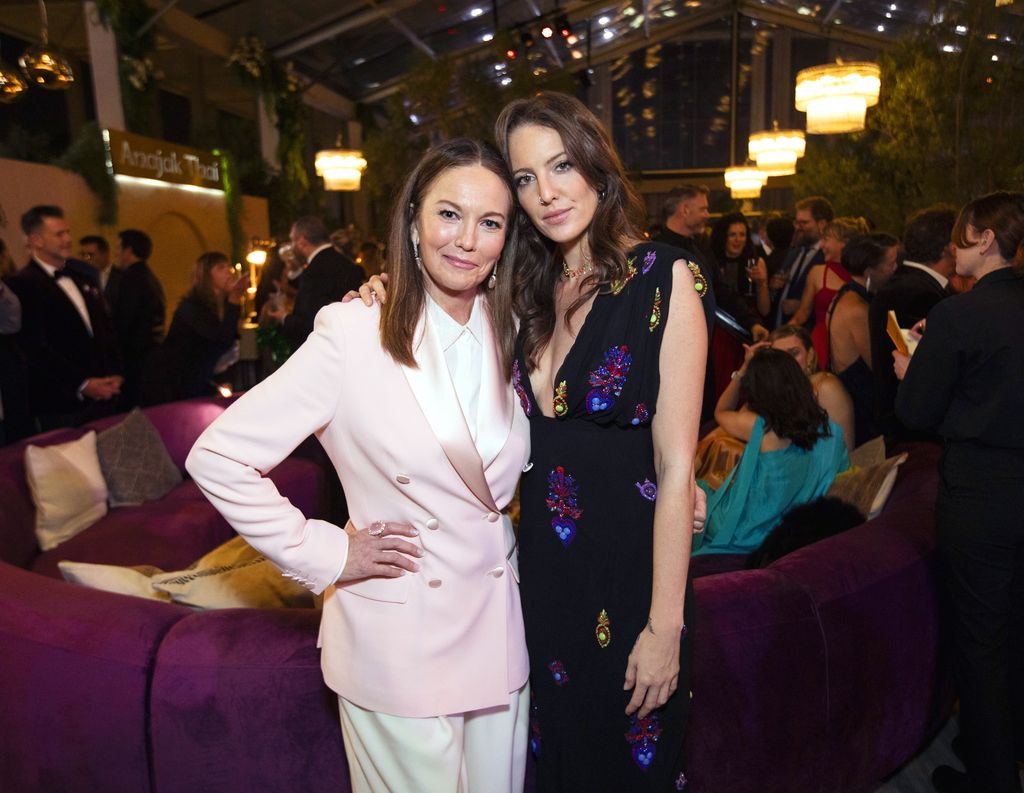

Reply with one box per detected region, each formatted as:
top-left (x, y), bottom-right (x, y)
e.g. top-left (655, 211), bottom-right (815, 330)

top-left (361, 44), bottom-right (576, 237)
top-left (95, 0), bottom-right (160, 135)
top-left (215, 149), bottom-right (244, 264)
top-left (53, 122), bottom-right (118, 226)
top-left (795, 1), bottom-right (1024, 232)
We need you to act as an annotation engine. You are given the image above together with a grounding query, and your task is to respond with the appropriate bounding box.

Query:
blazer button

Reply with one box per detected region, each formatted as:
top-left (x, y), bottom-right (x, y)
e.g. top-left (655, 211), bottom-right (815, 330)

top-left (428, 578), bottom-right (443, 588)
top-left (522, 462), bottom-right (534, 472)
top-left (490, 566), bottom-right (505, 578)
top-left (425, 518), bottom-right (439, 530)
top-left (486, 512), bottom-right (500, 523)
top-left (396, 474), bottom-right (411, 484)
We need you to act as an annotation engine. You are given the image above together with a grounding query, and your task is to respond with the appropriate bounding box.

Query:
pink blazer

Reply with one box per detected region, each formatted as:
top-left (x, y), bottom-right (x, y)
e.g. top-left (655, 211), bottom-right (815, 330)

top-left (186, 301), bottom-right (531, 717)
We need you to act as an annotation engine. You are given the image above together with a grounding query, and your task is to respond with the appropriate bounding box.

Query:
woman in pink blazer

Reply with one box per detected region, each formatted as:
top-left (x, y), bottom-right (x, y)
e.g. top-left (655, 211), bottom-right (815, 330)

top-left (186, 139), bottom-right (532, 793)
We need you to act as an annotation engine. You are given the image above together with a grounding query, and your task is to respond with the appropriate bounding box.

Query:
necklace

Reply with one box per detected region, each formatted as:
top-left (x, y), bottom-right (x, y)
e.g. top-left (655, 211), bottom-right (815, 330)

top-left (562, 255), bottom-right (593, 279)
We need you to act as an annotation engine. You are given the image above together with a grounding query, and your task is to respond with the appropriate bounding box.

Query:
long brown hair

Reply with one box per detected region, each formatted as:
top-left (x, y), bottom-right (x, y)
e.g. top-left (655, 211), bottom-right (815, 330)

top-left (494, 92), bottom-right (647, 371)
top-left (188, 251), bottom-right (229, 318)
top-left (740, 348), bottom-right (831, 451)
top-left (379, 138), bottom-right (520, 375)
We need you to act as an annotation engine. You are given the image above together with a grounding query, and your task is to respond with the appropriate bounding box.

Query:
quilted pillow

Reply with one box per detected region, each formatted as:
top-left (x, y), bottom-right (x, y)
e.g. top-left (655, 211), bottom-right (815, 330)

top-left (96, 408), bottom-right (182, 506)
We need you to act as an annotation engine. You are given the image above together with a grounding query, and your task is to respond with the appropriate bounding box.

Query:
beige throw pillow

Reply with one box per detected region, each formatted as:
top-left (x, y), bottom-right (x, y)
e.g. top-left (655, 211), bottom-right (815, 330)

top-left (58, 536), bottom-right (316, 610)
top-left (25, 431), bottom-right (108, 551)
top-left (827, 451), bottom-right (908, 521)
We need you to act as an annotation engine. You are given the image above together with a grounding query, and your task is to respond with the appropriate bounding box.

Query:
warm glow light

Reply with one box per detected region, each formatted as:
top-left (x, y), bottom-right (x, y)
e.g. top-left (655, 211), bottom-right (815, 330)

top-left (747, 125), bottom-right (806, 176)
top-left (724, 166), bottom-right (767, 199)
top-left (217, 385), bottom-right (233, 398)
top-left (795, 61), bottom-right (881, 134)
top-left (314, 149), bottom-right (367, 191)
top-left (246, 249), bottom-right (267, 265)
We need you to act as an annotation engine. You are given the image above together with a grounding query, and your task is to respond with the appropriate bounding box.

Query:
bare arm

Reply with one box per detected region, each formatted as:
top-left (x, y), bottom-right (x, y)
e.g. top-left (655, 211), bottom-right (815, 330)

top-left (787, 264), bottom-right (822, 327)
top-left (752, 257), bottom-right (771, 318)
top-left (712, 342), bottom-right (767, 442)
top-left (813, 372), bottom-right (855, 452)
top-left (624, 260), bottom-right (707, 719)
top-left (849, 301), bottom-right (873, 369)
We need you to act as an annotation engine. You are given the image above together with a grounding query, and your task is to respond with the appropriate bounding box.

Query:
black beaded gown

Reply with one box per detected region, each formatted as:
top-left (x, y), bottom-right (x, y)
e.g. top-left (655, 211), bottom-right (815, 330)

top-left (513, 242), bottom-right (701, 793)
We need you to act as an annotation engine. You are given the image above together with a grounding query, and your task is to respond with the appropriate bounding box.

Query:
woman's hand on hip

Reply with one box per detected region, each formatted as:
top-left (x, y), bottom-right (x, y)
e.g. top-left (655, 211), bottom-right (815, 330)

top-left (338, 520), bottom-right (423, 582)
top-left (624, 621), bottom-right (682, 719)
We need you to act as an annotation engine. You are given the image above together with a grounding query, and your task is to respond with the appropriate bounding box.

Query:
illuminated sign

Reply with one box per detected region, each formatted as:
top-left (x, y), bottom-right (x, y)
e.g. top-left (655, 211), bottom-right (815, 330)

top-left (104, 129), bottom-right (223, 191)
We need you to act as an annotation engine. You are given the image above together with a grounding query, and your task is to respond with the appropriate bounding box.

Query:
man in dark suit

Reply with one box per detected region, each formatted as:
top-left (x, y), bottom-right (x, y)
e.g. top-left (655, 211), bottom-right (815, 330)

top-left (5, 205), bottom-right (123, 430)
top-left (106, 229), bottom-right (165, 408)
top-left (268, 216), bottom-right (363, 351)
top-left (869, 206), bottom-right (956, 449)
top-left (771, 196), bottom-right (834, 328)
top-left (78, 235), bottom-right (115, 294)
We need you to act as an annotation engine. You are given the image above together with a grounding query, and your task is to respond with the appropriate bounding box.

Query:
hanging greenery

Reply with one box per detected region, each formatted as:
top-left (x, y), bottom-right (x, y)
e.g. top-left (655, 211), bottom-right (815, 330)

top-left (53, 122), bottom-right (118, 226)
top-left (94, 0), bottom-right (161, 136)
top-left (228, 36), bottom-right (309, 224)
top-left (256, 323), bottom-right (291, 365)
top-left (214, 148), bottom-right (245, 264)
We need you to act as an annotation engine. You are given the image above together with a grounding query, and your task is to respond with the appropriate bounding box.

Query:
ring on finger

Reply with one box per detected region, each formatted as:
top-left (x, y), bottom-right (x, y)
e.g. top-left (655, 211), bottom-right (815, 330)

top-left (368, 520), bottom-right (387, 537)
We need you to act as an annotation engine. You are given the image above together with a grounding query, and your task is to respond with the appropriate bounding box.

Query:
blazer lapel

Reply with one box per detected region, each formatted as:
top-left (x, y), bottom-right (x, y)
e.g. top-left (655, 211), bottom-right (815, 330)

top-left (400, 311), bottom-right (499, 512)
top-left (475, 306), bottom-right (514, 470)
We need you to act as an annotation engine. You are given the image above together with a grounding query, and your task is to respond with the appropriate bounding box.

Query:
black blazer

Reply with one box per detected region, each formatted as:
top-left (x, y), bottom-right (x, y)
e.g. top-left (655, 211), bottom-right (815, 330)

top-left (868, 264), bottom-right (949, 446)
top-left (282, 246), bottom-right (363, 351)
top-left (106, 260), bottom-right (165, 405)
top-left (5, 260), bottom-right (122, 418)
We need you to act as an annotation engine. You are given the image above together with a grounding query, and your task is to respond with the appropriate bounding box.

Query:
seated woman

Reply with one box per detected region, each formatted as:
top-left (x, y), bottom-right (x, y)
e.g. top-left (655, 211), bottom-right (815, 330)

top-left (693, 346), bottom-right (849, 557)
top-left (827, 233), bottom-right (900, 447)
top-left (786, 217), bottom-right (870, 367)
top-left (143, 252), bottom-right (246, 405)
top-left (769, 325), bottom-right (855, 452)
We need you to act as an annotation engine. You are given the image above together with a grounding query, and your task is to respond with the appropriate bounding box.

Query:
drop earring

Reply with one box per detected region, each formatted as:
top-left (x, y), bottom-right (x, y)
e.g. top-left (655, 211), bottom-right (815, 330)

top-left (413, 242), bottom-right (422, 269)
top-left (487, 265), bottom-right (498, 290)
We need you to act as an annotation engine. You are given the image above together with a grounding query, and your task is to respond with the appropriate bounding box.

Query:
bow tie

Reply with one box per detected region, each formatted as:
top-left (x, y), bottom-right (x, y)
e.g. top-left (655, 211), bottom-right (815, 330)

top-left (52, 267), bottom-right (69, 281)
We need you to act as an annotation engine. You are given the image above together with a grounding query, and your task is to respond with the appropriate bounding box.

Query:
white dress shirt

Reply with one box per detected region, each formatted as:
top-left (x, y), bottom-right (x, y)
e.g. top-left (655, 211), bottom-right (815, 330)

top-left (34, 256), bottom-right (93, 335)
top-left (426, 293), bottom-right (484, 443)
top-left (901, 260), bottom-right (949, 290)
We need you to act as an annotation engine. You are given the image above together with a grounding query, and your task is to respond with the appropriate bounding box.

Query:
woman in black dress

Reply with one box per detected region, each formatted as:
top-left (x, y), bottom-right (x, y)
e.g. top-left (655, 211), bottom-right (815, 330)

top-left (495, 92), bottom-right (707, 792)
top-left (895, 191), bottom-right (1024, 793)
top-left (144, 252), bottom-right (245, 405)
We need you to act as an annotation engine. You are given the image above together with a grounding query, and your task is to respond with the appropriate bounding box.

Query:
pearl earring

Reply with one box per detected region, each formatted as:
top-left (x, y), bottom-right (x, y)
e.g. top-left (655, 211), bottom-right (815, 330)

top-left (487, 266), bottom-right (498, 290)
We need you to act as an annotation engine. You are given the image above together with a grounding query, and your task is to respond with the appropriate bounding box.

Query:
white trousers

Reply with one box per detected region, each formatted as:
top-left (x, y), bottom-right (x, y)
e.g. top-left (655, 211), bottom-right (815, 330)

top-left (338, 683), bottom-right (530, 793)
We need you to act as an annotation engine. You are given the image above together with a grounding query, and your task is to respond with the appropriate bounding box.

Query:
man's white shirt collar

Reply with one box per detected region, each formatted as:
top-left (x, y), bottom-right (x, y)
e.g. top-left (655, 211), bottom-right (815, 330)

top-left (902, 260), bottom-right (949, 289)
top-left (33, 255), bottom-right (61, 276)
top-left (307, 243), bottom-right (334, 263)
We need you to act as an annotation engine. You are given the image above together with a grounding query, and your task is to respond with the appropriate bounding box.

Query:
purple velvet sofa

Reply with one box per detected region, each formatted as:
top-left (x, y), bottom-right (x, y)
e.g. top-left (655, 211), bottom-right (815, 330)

top-left (0, 395), bottom-right (952, 793)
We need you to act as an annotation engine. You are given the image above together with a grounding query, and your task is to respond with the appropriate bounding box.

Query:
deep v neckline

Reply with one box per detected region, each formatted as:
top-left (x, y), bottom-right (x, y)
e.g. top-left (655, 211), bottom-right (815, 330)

top-left (527, 289), bottom-right (603, 419)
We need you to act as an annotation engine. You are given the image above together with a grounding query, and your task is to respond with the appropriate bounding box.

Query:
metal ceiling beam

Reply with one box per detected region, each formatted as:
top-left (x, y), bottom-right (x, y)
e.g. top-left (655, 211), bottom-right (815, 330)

top-left (737, 0), bottom-right (893, 51)
top-left (388, 14), bottom-right (437, 59)
top-left (272, 0), bottom-right (422, 57)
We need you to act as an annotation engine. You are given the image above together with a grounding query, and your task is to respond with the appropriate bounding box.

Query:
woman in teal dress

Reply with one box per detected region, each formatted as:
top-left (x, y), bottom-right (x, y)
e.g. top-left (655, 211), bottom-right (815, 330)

top-left (694, 345), bottom-right (849, 556)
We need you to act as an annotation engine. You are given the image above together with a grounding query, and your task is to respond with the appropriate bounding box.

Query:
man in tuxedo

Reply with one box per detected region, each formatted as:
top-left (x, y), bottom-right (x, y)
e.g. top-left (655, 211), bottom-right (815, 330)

top-left (5, 205), bottom-right (123, 430)
top-left (869, 206), bottom-right (956, 448)
top-left (106, 229), bottom-right (165, 408)
top-left (268, 216), bottom-right (363, 351)
top-left (771, 196), bottom-right (834, 327)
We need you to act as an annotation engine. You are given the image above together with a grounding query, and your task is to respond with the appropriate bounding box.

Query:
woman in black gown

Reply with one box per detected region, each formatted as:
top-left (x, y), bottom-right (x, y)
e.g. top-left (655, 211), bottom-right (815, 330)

top-left (144, 252), bottom-right (245, 405)
top-left (496, 92), bottom-right (707, 792)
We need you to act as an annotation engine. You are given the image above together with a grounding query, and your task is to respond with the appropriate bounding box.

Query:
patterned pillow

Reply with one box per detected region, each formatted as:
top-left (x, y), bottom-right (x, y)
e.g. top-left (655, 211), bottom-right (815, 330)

top-left (96, 409), bottom-right (182, 506)
top-left (827, 452), bottom-right (908, 521)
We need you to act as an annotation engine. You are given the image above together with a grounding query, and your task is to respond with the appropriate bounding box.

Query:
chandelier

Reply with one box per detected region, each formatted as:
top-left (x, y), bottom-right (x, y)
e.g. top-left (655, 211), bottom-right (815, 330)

top-left (794, 61), bottom-right (880, 134)
top-left (314, 149), bottom-right (368, 191)
top-left (724, 166), bottom-right (768, 200)
top-left (0, 45), bottom-right (27, 103)
top-left (18, 0), bottom-right (75, 90)
top-left (748, 122), bottom-right (806, 177)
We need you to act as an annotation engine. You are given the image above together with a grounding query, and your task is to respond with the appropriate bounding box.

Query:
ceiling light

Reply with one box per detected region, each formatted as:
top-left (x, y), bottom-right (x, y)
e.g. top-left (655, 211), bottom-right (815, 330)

top-left (500, 76), bottom-right (512, 85)
top-left (942, 44), bottom-right (956, 53)
top-left (795, 61), bottom-right (881, 134)
top-left (314, 149), bottom-right (367, 191)
top-left (470, 7), bottom-right (484, 16)
top-left (955, 25), bottom-right (967, 34)
top-left (992, 54), bottom-right (999, 61)
top-left (748, 123), bottom-right (806, 176)
top-left (797, 6), bottom-right (813, 15)
top-left (541, 24), bottom-right (554, 38)
top-left (19, 0), bottom-right (74, 90)
top-left (876, 24), bottom-right (885, 32)
top-left (603, 28), bottom-right (615, 40)
top-left (482, 32), bottom-right (494, 42)
top-left (724, 166), bottom-right (768, 199)
top-left (598, 15), bottom-right (610, 25)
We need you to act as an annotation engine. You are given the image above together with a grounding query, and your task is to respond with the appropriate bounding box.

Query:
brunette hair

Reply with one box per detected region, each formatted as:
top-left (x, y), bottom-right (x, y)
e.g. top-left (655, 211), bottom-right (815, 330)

top-left (379, 138), bottom-right (519, 375)
top-left (710, 212), bottom-right (755, 264)
top-left (903, 206), bottom-right (956, 264)
top-left (769, 324), bottom-right (819, 373)
top-left (494, 91), bottom-right (647, 370)
top-left (188, 251), bottom-right (230, 317)
top-left (20, 205), bottom-right (63, 236)
top-left (951, 191), bottom-right (1024, 269)
top-left (841, 234), bottom-right (890, 277)
top-left (118, 229), bottom-right (153, 260)
top-left (794, 196), bottom-right (835, 224)
top-left (740, 347), bottom-right (831, 450)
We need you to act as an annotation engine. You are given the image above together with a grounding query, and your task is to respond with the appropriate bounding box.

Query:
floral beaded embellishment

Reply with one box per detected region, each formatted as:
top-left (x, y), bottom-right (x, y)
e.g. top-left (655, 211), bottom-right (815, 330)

top-left (687, 260), bottom-right (708, 299)
top-left (529, 690), bottom-right (542, 756)
top-left (512, 360), bottom-right (531, 416)
top-left (610, 256), bottom-right (638, 295)
top-left (546, 466), bottom-right (582, 547)
top-left (548, 660), bottom-right (570, 686)
top-left (632, 403), bottom-right (650, 426)
top-left (625, 713), bottom-right (662, 770)
top-left (675, 771), bottom-right (689, 790)
top-left (585, 345), bottom-right (632, 414)
top-left (553, 380), bottom-right (568, 418)
top-left (635, 479), bottom-right (658, 502)
top-left (596, 609), bottom-right (611, 648)
top-left (649, 287), bottom-right (662, 332)
top-left (642, 249), bottom-right (657, 274)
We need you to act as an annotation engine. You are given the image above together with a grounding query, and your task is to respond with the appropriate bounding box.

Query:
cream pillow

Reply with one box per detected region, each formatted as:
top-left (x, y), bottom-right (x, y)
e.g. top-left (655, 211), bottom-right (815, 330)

top-left (827, 452), bottom-right (908, 521)
top-left (59, 536), bottom-right (315, 610)
top-left (25, 431), bottom-right (109, 551)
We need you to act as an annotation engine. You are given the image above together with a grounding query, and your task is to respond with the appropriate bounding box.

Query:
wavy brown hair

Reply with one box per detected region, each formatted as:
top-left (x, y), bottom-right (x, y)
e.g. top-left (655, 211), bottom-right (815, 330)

top-left (740, 347), bottom-right (831, 451)
top-left (494, 91), bottom-right (647, 371)
top-left (379, 138), bottom-right (520, 376)
top-left (188, 251), bottom-right (230, 319)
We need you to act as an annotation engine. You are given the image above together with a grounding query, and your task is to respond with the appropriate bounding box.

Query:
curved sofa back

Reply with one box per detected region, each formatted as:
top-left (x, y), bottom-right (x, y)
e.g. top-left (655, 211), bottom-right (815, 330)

top-left (0, 398), bottom-right (229, 569)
